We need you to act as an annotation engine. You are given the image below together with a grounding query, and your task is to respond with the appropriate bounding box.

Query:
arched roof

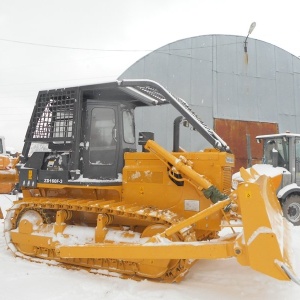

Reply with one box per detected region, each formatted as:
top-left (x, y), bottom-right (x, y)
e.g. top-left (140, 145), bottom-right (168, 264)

top-left (118, 34), bottom-right (300, 152)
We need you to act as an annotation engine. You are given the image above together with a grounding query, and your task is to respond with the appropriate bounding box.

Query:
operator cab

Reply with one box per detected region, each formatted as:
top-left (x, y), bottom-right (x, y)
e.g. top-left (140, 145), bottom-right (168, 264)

top-left (19, 79), bottom-right (230, 188)
top-left (19, 80), bottom-right (169, 188)
top-left (19, 83), bottom-right (146, 187)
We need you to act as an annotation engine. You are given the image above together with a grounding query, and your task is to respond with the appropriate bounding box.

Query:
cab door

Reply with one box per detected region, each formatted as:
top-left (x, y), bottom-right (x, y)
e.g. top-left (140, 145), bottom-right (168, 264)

top-left (82, 101), bottom-right (119, 179)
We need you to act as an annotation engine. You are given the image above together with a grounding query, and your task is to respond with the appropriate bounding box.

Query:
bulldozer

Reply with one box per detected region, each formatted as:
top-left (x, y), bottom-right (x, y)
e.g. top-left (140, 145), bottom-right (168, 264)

top-left (0, 136), bottom-right (19, 194)
top-left (3, 79), bottom-right (299, 284)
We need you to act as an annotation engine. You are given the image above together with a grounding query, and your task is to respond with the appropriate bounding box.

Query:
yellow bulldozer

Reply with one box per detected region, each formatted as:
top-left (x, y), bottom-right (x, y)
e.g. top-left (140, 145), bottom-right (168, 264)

top-left (3, 80), bottom-right (299, 284)
top-left (0, 136), bottom-right (19, 194)
top-left (0, 136), bottom-right (19, 219)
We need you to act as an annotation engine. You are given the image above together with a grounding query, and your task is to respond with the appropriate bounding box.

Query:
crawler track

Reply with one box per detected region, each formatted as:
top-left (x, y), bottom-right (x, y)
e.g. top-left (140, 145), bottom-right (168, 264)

top-left (4, 197), bottom-right (197, 282)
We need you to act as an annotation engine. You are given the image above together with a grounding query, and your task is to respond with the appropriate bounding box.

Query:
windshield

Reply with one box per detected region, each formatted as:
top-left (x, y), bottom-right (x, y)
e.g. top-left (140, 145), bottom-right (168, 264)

top-left (263, 137), bottom-right (289, 168)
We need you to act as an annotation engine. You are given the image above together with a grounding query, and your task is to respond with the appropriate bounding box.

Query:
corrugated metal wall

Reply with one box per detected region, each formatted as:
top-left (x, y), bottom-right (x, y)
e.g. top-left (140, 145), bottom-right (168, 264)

top-left (118, 34), bottom-right (300, 167)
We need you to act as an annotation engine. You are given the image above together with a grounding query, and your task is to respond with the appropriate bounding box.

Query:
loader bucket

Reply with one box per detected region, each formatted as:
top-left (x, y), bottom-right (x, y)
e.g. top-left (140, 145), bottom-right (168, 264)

top-left (234, 174), bottom-right (296, 281)
top-left (239, 166), bottom-right (283, 191)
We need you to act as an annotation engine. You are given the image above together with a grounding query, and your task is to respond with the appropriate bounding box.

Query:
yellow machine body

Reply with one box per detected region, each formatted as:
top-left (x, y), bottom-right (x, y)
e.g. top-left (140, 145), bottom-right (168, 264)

top-left (0, 155), bottom-right (19, 194)
top-left (3, 79), bottom-right (299, 284)
top-left (122, 149), bottom-right (233, 236)
top-left (4, 141), bottom-right (297, 283)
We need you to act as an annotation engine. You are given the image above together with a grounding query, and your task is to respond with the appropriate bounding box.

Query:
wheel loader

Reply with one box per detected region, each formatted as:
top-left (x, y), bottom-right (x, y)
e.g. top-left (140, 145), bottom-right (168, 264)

top-left (256, 133), bottom-right (300, 226)
top-left (0, 136), bottom-right (19, 194)
top-left (4, 79), bottom-right (299, 284)
top-left (233, 133), bottom-right (300, 226)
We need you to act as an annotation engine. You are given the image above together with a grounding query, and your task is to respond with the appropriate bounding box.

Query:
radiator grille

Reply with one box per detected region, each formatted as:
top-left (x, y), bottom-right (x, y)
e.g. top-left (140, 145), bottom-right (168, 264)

top-left (222, 166), bottom-right (232, 195)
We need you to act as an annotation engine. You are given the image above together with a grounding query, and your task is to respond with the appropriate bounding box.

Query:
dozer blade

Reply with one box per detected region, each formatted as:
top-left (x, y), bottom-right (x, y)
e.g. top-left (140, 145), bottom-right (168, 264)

top-left (233, 174), bottom-right (298, 282)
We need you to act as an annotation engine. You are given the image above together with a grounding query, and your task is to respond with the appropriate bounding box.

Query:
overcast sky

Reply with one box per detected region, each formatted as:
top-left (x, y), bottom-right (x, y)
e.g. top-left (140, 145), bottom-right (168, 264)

top-left (1, 0), bottom-right (299, 150)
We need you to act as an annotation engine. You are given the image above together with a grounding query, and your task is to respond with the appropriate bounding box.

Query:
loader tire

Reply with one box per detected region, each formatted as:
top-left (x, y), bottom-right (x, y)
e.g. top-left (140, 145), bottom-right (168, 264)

top-left (282, 194), bottom-right (300, 226)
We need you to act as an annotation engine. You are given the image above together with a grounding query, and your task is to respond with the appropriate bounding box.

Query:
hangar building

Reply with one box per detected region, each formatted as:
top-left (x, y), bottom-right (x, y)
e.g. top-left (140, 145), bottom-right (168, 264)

top-left (118, 34), bottom-right (300, 170)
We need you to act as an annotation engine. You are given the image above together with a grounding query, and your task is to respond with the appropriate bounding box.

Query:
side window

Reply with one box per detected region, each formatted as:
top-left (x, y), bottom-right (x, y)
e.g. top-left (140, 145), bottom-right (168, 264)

top-left (264, 138), bottom-right (288, 167)
top-left (276, 140), bottom-right (286, 167)
top-left (123, 110), bottom-right (135, 144)
top-left (265, 139), bottom-right (280, 164)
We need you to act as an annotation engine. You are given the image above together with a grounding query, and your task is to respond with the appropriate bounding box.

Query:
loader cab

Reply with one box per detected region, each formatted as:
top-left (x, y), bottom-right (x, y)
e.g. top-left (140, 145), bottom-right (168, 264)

top-left (257, 133), bottom-right (300, 185)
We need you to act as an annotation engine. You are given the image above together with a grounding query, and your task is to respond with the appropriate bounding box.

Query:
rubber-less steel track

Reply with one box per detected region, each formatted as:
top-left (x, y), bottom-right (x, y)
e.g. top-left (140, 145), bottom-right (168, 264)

top-left (5, 197), bottom-right (197, 282)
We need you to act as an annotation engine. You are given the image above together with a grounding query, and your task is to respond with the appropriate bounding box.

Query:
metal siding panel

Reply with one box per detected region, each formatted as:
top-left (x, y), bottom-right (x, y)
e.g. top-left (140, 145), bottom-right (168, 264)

top-left (294, 73), bottom-right (300, 131)
top-left (256, 42), bottom-right (276, 79)
top-left (275, 47), bottom-right (293, 73)
top-left (276, 72), bottom-right (295, 115)
top-left (216, 73), bottom-right (239, 119)
top-left (167, 54), bottom-right (191, 100)
top-left (215, 35), bottom-right (237, 73)
top-left (257, 78), bottom-right (278, 121)
top-left (293, 56), bottom-right (300, 73)
top-left (278, 114), bottom-right (297, 133)
top-left (191, 35), bottom-right (213, 61)
top-left (170, 39), bottom-right (192, 57)
top-left (190, 58), bottom-right (213, 106)
top-left (144, 51), bottom-right (170, 87)
top-left (216, 35), bottom-right (237, 74)
top-left (237, 75), bottom-right (258, 121)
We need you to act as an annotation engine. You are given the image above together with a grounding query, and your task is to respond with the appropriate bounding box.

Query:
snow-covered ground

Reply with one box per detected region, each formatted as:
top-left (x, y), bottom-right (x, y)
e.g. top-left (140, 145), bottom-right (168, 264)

top-left (1, 194), bottom-right (299, 300)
